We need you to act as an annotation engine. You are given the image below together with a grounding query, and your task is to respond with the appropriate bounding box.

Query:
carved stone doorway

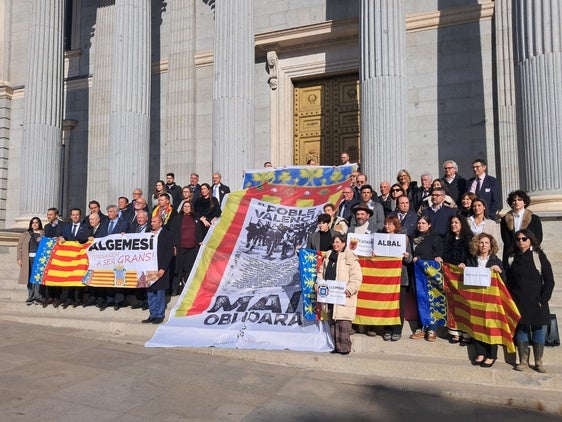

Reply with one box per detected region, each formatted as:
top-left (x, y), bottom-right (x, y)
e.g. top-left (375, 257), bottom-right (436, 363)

top-left (293, 74), bottom-right (360, 166)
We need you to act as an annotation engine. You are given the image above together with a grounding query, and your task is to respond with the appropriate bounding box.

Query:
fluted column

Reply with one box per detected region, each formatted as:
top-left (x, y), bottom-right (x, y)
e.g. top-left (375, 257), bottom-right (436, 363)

top-left (87, 2), bottom-right (115, 207)
top-left (0, 83), bottom-right (12, 227)
top-left (20, 1), bottom-right (65, 217)
top-left (359, 0), bottom-right (407, 185)
top-left (108, 0), bottom-right (151, 198)
top-left (514, 1), bottom-right (562, 209)
top-left (165, 0), bottom-right (196, 179)
top-left (213, 0), bottom-right (254, 186)
top-left (495, 0), bottom-right (520, 200)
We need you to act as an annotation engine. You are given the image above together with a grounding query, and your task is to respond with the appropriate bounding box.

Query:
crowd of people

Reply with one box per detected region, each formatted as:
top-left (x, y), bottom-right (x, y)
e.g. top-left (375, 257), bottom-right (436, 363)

top-left (17, 172), bottom-right (228, 324)
top-left (314, 153), bottom-right (553, 371)
top-left (16, 158), bottom-right (555, 371)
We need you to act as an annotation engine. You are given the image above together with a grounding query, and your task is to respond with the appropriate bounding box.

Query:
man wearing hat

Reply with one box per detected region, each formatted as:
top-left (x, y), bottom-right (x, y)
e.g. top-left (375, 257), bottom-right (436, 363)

top-left (348, 204), bottom-right (378, 234)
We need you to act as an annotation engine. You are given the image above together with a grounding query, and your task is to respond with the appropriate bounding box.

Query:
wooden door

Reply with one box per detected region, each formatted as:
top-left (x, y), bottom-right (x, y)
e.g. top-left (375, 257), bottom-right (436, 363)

top-left (293, 75), bottom-right (360, 166)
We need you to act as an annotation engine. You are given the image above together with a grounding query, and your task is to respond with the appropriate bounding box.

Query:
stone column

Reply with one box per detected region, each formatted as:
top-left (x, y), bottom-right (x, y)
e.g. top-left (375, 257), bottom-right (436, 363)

top-left (359, 0), bottom-right (407, 185)
top-left (495, 0), bottom-right (520, 200)
top-left (514, 1), bottom-right (562, 211)
top-left (165, 0), bottom-right (196, 179)
top-left (20, 0), bottom-right (65, 218)
top-left (0, 83), bottom-right (12, 227)
top-left (212, 0), bottom-right (254, 186)
top-left (108, 0), bottom-right (151, 199)
top-left (61, 119), bottom-right (78, 218)
top-left (87, 2), bottom-right (115, 207)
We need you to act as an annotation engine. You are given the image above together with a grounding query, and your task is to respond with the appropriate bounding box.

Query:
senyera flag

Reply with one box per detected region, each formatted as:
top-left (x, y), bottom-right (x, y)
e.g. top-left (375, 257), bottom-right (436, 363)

top-left (354, 257), bottom-right (403, 326)
top-left (147, 172), bottom-right (350, 351)
top-left (443, 263), bottom-right (520, 353)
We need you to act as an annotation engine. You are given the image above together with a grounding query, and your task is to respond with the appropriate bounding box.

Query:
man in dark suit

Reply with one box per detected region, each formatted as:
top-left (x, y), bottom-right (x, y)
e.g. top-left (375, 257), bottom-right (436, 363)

top-left (412, 172), bottom-right (433, 212)
top-left (211, 172), bottom-right (231, 206)
top-left (76, 212), bottom-right (108, 308)
top-left (165, 172), bottom-right (182, 207)
top-left (142, 215), bottom-right (174, 324)
top-left (421, 187), bottom-right (457, 236)
top-left (337, 187), bottom-right (359, 224)
top-left (117, 196), bottom-right (133, 222)
top-left (82, 200), bottom-right (109, 225)
top-left (128, 210), bottom-right (150, 310)
top-left (377, 181), bottom-right (394, 216)
top-left (188, 173), bottom-right (201, 201)
top-left (42, 207), bottom-right (65, 307)
top-left (390, 196), bottom-right (417, 237)
top-left (60, 208), bottom-right (87, 308)
top-left (466, 158), bottom-right (500, 218)
top-left (441, 159), bottom-right (467, 205)
top-left (104, 205), bottom-right (130, 309)
top-left (106, 205), bottom-right (129, 235)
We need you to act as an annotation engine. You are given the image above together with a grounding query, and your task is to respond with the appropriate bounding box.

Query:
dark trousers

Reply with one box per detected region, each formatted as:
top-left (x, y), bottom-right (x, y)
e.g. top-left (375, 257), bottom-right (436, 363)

top-left (474, 339), bottom-right (498, 360)
top-left (172, 246), bottom-right (199, 294)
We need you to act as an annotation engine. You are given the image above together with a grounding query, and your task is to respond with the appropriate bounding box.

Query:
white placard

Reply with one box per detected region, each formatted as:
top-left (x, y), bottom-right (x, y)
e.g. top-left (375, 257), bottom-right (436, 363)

top-left (316, 280), bottom-right (347, 305)
top-left (373, 233), bottom-right (406, 257)
top-left (463, 266), bottom-right (491, 287)
top-left (346, 233), bottom-right (373, 257)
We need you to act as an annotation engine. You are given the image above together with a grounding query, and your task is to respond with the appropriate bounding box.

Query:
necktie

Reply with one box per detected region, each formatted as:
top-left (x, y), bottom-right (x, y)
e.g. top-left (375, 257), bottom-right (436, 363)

top-left (72, 224), bottom-right (78, 236)
top-left (109, 220), bottom-right (115, 233)
top-left (213, 185), bottom-right (219, 199)
top-left (137, 224), bottom-right (145, 233)
top-left (476, 177), bottom-right (481, 194)
top-left (399, 213), bottom-right (404, 222)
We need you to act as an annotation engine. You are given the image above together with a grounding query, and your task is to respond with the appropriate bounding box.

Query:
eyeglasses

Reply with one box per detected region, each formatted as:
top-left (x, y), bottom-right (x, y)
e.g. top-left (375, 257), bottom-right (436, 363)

top-left (343, 191), bottom-right (353, 195)
top-left (516, 237), bottom-right (528, 242)
top-left (431, 194), bottom-right (444, 197)
top-left (391, 189), bottom-right (401, 192)
top-left (443, 167), bottom-right (454, 170)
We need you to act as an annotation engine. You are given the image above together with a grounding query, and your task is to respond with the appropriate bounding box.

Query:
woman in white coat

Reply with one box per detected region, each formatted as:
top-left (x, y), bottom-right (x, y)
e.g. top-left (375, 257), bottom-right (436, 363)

top-left (317, 234), bottom-right (362, 355)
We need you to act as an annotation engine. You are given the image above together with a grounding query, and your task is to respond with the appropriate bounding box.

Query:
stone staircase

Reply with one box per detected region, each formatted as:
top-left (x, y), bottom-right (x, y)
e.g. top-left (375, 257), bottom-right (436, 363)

top-left (1, 228), bottom-right (562, 414)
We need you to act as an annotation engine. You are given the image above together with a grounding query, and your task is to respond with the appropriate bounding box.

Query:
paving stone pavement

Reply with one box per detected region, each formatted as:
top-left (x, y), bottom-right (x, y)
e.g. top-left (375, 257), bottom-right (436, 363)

top-left (1, 320), bottom-right (562, 422)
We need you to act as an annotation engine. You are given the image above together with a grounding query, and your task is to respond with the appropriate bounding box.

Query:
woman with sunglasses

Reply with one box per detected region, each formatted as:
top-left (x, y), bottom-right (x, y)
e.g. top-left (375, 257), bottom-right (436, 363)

top-left (507, 229), bottom-right (554, 373)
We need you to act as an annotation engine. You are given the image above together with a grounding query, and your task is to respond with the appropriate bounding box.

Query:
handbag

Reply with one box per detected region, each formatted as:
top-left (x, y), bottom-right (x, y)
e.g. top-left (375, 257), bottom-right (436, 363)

top-left (545, 314), bottom-right (560, 347)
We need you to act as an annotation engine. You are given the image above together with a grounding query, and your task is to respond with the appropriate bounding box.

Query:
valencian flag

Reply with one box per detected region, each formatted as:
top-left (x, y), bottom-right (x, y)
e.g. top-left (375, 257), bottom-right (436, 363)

top-left (443, 263), bottom-right (521, 353)
top-left (147, 166), bottom-right (352, 351)
top-left (242, 164), bottom-right (356, 188)
top-left (353, 257), bottom-right (403, 326)
top-left (414, 260), bottom-right (447, 327)
top-left (298, 248), bottom-right (323, 320)
top-left (30, 238), bottom-right (91, 287)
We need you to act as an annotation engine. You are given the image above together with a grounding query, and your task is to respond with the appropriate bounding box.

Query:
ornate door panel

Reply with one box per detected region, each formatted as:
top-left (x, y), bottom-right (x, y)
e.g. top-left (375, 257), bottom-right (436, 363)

top-left (293, 75), bottom-right (360, 166)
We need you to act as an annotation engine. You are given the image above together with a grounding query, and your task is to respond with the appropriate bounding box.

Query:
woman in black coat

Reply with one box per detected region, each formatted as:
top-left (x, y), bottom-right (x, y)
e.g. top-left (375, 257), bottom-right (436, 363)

top-left (409, 215), bottom-right (443, 342)
top-left (500, 190), bottom-right (543, 264)
top-left (460, 233), bottom-right (504, 367)
top-left (506, 229), bottom-right (554, 373)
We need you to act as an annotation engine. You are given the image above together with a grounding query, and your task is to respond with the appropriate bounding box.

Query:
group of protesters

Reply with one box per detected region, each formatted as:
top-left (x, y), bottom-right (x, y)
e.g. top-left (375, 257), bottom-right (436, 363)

top-left (313, 154), bottom-right (554, 371)
top-left (16, 172), bottom-right (225, 324)
top-left (16, 158), bottom-right (555, 370)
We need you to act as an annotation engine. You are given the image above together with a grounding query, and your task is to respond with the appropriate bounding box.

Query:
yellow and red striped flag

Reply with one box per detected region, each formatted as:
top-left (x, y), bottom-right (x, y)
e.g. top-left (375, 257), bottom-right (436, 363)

top-left (353, 257), bottom-right (403, 326)
top-left (443, 263), bottom-right (520, 353)
top-left (32, 239), bottom-right (91, 287)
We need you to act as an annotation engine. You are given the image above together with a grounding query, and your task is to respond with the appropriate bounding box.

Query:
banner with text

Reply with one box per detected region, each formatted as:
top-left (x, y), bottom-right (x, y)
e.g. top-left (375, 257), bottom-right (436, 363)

top-left (147, 179), bottom-right (349, 351)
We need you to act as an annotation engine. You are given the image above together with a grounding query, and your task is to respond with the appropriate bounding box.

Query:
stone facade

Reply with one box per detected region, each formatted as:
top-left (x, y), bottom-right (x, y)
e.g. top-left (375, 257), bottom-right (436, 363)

top-left (0, 0), bottom-right (561, 226)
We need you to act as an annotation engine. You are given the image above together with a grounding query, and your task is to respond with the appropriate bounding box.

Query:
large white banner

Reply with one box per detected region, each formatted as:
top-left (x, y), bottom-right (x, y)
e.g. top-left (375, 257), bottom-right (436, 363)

top-left (147, 195), bottom-right (335, 352)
